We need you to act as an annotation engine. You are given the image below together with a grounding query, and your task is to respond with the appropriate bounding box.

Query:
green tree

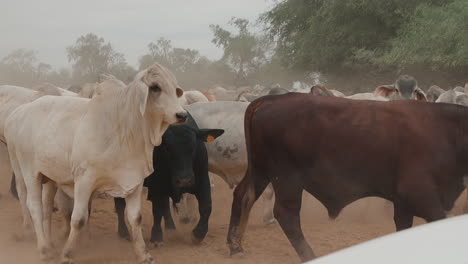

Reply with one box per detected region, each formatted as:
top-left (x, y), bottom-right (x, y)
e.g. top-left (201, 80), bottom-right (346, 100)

top-left (261, 0), bottom-right (453, 72)
top-left (378, 0), bottom-right (468, 70)
top-left (210, 18), bottom-right (269, 87)
top-left (139, 38), bottom-right (203, 73)
top-left (138, 38), bottom-right (229, 89)
top-left (67, 33), bottom-right (129, 82)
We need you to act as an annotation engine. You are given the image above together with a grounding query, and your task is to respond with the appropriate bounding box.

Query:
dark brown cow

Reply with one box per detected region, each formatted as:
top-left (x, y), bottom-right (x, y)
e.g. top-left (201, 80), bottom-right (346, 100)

top-left (227, 93), bottom-right (467, 262)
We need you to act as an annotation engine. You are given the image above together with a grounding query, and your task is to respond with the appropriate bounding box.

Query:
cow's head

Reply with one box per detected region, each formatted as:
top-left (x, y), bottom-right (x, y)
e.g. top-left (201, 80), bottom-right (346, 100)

top-left (426, 85), bottom-right (446, 102)
top-left (374, 75), bottom-right (427, 101)
top-left (155, 113), bottom-right (224, 189)
top-left (133, 63), bottom-right (187, 125)
top-left (310, 85), bottom-right (334, 97)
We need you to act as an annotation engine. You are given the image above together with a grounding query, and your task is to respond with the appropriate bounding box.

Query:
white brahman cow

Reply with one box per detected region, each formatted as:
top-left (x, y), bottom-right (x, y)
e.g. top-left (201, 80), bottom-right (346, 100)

top-left (4, 63), bottom-right (186, 264)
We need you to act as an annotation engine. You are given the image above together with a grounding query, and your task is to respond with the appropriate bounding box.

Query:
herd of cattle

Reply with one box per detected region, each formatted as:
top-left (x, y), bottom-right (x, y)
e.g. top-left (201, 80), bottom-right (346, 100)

top-left (0, 65), bottom-right (467, 263)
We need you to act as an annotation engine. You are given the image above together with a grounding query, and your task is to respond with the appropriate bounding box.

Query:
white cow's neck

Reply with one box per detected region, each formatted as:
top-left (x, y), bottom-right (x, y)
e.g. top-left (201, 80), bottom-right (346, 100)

top-left (88, 83), bottom-right (163, 175)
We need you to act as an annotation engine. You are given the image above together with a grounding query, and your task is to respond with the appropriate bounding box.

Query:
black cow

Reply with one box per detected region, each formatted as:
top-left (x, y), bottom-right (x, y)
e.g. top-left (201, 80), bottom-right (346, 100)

top-left (115, 113), bottom-right (224, 246)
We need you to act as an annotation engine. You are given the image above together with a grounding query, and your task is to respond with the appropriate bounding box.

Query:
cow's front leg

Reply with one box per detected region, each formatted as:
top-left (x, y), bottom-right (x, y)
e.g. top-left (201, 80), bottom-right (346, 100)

top-left (192, 175), bottom-right (212, 244)
top-left (163, 198), bottom-right (176, 230)
top-left (114, 197), bottom-right (130, 240)
top-left (126, 184), bottom-right (155, 264)
top-left (150, 195), bottom-right (167, 247)
top-left (60, 177), bottom-right (94, 264)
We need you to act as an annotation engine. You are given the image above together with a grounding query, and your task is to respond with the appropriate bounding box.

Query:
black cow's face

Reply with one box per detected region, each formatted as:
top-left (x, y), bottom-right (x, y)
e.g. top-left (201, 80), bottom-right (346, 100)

top-left (157, 121), bottom-right (224, 189)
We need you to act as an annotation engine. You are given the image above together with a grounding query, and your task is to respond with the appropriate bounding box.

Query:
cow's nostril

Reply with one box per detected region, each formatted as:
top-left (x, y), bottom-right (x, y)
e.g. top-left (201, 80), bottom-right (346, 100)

top-left (176, 112), bottom-right (188, 122)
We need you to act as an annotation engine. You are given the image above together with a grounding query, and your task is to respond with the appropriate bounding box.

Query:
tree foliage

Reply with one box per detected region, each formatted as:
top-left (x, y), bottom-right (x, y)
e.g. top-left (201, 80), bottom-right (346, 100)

top-left (139, 37), bottom-right (235, 90)
top-left (67, 33), bottom-right (134, 82)
top-left (210, 18), bottom-right (270, 87)
top-left (262, 0), bottom-right (454, 72)
top-left (378, 0), bottom-right (468, 70)
top-left (0, 49), bottom-right (51, 86)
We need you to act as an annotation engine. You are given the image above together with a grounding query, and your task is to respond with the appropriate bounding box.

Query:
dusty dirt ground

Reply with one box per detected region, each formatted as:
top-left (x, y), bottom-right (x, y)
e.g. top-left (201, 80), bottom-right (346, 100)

top-left (0, 170), bottom-right (466, 264)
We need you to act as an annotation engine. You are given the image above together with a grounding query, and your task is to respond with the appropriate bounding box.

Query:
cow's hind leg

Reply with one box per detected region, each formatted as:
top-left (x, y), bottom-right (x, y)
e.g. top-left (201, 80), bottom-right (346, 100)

top-left (227, 169), bottom-right (269, 257)
top-left (42, 180), bottom-right (57, 246)
top-left (273, 179), bottom-right (315, 262)
top-left (55, 189), bottom-right (73, 240)
top-left (15, 173), bottom-right (32, 234)
top-left (9, 157), bottom-right (32, 238)
top-left (114, 197), bottom-right (130, 240)
top-left (23, 172), bottom-right (54, 261)
top-left (164, 199), bottom-right (176, 230)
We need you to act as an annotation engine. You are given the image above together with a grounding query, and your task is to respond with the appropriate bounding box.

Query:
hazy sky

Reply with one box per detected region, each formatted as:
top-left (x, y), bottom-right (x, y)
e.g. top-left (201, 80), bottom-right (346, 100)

top-left (0, 0), bottom-right (273, 69)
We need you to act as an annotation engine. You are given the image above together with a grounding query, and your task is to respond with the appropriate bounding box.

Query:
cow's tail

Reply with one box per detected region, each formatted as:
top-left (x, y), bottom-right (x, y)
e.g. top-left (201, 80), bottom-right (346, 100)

top-left (10, 173), bottom-right (19, 200)
top-left (239, 99), bottom-right (267, 232)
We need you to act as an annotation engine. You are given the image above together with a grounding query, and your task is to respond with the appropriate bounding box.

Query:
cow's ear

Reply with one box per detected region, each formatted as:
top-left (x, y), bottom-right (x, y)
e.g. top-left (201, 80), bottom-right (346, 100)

top-left (310, 85), bottom-right (334, 96)
top-left (414, 88), bottom-right (428, 102)
top-left (197, 129), bottom-right (225, 143)
top-left (176, 87), bottom-right (184, 98)
top-left (373, 85), bottom-right (397, 98)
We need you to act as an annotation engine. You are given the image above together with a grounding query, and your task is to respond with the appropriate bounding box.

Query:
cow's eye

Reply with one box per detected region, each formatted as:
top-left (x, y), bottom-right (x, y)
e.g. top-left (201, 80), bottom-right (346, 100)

top-left (150, 84), bottom-right (161, 92)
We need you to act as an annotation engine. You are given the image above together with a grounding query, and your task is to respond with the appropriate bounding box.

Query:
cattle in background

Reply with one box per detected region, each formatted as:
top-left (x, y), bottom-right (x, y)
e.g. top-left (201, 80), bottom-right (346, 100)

top-left (427, 85), bottom-right (446, 102)
top-left (346, 92), bottom-right (389, 101)
top-left (114, 113), bottom-right (224, 247)
top-left (373, 75), bottom-right (427, 101)
top-left (185, 101), bottom-right (276, 225)
top-left (227, 94), bottom-right (467, 262)
top-left (201, 91), bottom-right (216, 101)
top-left (435, 88), bottom-right (468, 213)
top-left (178, 90), bottom-right (210, 105)
top-left (436, 89), bottom-right (468, 106)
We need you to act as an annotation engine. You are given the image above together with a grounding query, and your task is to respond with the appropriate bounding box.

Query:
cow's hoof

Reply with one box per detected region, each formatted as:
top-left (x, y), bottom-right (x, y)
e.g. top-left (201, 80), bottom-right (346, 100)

top-left (230, 250), bottom-right (245, 259)
top-left (118, 230), bottom-right (131, 241)
top-left (150, 241), bottom-right (164, 249)
top-left (191, 233), bottom-right (204, 245)
top-left (140, 256), bottom-right (155, 264)
top-left (39, 247), bottom-right (56, 262)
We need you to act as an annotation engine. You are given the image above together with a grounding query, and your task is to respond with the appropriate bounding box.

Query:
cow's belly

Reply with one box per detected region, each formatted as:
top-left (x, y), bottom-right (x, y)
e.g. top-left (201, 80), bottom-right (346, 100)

top-left (37, 158), bottom-right (73, 185)
top-left (209, 162), bottom-right (246, 187)
top-left (301, 161), bottom-right (394, 209)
